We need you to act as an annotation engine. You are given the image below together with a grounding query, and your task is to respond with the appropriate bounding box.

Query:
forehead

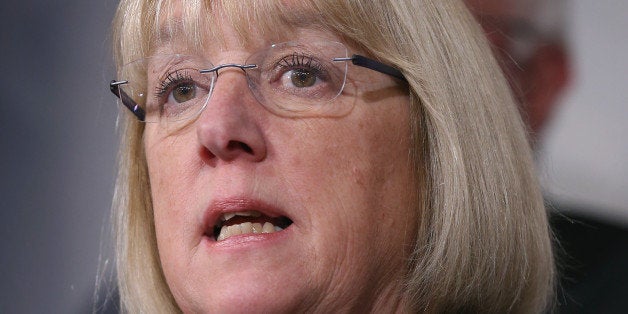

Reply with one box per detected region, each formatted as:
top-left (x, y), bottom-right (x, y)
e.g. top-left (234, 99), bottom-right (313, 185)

top-left (151, 0), bottom-right (331, 53)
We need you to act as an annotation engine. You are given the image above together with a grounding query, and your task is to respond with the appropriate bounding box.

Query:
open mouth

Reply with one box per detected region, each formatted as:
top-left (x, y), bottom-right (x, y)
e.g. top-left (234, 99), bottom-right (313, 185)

top-left (209, 211), bottom-right (293, 241)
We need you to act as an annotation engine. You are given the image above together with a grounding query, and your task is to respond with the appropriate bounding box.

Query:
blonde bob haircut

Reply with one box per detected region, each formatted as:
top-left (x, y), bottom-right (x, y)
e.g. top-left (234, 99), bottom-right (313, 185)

top-left (110, 0), bottom-right (554, 312)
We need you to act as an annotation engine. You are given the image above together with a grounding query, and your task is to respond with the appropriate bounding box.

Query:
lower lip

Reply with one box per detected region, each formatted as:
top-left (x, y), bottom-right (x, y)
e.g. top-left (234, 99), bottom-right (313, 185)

top-left (201, 224), bottom-right (293, 251)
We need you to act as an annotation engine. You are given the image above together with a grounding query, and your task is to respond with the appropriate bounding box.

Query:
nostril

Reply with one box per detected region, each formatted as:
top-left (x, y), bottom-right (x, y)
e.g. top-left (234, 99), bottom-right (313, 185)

top-left (227, 140), bottom-right (253, 154)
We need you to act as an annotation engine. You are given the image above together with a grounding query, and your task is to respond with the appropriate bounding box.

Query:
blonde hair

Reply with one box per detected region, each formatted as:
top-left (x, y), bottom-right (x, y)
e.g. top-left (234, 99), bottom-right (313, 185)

top-left (110, 0), bottom-right (554, 312)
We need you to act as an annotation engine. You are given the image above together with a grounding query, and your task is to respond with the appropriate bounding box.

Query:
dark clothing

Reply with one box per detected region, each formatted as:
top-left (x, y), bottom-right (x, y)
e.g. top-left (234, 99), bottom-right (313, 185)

top-left (552, 210), bottom-right (628, 314)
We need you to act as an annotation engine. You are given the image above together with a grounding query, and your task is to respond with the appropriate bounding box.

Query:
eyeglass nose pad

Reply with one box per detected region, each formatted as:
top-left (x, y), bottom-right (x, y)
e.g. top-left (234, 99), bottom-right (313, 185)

top-left (194, 74), bottom-right (216, 119)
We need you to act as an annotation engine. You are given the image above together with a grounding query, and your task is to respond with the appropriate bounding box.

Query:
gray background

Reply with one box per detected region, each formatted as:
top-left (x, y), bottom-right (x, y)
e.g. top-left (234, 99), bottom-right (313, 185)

top-left (0, 0), bottom-right (626, 313)
top-left (0, 1), bottom-right (118, 313)
top-left (538, 0), bottom-right (628, 223)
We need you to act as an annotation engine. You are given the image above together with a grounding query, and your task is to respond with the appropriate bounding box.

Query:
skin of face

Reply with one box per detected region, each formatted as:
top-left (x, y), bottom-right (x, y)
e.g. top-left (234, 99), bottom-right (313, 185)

top-left (143, 5), bottom-right (418, 313)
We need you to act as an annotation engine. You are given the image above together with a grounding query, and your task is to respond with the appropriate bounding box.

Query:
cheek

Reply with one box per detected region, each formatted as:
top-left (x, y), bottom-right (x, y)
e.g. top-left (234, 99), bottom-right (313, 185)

top-left (310, 109), bottom-right (416, 295)
top-left (143, 130), bottom-right (213, 304)
top-left (146, 135), bottom-right (190, 209)
top-left (144, 132), bottom-right (200, 257)
top-left (285, 102), bottom-right (416, 253)
top-left (144, 125), bottom-right (206, 198)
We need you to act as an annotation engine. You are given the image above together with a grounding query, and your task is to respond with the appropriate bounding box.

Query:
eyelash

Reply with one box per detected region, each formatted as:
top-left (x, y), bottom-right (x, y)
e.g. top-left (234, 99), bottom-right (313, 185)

top-left (277, 53), bottom-right (326, 77)
top-left (155, 70), bottom-right (194, 100)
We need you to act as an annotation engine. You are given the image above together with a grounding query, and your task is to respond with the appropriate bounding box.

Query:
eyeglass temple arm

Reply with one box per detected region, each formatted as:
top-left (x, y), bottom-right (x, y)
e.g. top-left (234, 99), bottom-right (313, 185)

top-left (110, 80), bottom-right (146, 121)
top-left (335, 55), bottom-right (406, 82)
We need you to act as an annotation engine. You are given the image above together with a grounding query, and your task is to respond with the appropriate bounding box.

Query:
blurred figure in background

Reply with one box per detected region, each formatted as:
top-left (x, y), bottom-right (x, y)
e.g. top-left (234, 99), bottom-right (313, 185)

top-left (466, 0), bottom-right (569, 138)
top-left (465, 0), bottom-right (628, 313)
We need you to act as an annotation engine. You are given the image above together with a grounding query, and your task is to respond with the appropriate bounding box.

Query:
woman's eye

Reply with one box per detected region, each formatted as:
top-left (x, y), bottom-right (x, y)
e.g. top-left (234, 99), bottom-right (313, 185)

top-left (170, 83), bottom-right (197, 103)
top-left (273, 53), bottom-right (328, 90)
top-left (155, 69), bottom-right (203, 106)
top-left (287, 68), bottom-right (318, 88)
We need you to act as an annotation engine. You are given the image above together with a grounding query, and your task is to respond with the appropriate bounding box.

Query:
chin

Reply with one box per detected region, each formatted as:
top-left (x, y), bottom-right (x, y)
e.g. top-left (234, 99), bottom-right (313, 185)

top-left (173, 269), bottom-right (317, 313)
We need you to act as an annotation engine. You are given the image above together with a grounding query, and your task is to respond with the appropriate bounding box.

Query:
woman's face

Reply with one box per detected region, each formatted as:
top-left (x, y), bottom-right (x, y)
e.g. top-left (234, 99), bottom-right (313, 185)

top-left (144, 6), bottom-right (418, 313)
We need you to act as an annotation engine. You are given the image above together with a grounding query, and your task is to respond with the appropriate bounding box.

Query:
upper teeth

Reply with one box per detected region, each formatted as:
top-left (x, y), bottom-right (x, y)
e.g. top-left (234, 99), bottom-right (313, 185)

top-left (216, 211), bottom-right (286, 241)
top-left (221, 210), bottom-right (262, 221)
top-left (216, 222), bottom-right (283, 241)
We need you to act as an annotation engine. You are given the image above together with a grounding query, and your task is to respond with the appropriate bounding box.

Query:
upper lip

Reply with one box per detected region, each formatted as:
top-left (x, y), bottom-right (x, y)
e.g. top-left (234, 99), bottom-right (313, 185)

top-left (202, 197), bottom-right (290, 239)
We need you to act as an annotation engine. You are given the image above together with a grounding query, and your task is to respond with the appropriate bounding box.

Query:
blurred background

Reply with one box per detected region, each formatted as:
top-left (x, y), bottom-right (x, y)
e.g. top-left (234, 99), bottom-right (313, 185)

top-left (0, 1), bottom-right (118, 313)
top-left (0, 0), bottom-right (626, 312)
top-left (536, 1), bottom-right (628, 222)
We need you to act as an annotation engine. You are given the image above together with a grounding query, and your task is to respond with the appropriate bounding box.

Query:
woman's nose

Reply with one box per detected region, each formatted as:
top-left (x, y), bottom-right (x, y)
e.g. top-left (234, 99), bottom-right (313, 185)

top-left (196, 71), bottom-right (267, 163)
